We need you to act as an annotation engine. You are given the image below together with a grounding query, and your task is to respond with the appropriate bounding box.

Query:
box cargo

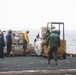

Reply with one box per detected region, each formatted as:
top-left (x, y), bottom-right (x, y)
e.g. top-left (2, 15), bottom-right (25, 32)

top-left (11, 45), bottom-right (24, 55)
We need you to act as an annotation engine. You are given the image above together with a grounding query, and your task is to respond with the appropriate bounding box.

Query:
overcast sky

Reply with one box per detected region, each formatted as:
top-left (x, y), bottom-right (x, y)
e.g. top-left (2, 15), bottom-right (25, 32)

top-left (0, 0), bottom-right (76, 31)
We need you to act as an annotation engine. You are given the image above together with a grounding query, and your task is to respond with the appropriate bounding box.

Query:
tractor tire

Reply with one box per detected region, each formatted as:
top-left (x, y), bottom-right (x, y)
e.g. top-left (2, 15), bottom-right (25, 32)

top-left (63, 53), bottom-right (66, 59)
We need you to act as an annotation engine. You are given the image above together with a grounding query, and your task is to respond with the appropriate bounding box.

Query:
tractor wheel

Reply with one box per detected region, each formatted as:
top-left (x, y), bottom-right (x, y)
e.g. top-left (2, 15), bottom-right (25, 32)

top-left (63, 53), bottom-right (66, 59)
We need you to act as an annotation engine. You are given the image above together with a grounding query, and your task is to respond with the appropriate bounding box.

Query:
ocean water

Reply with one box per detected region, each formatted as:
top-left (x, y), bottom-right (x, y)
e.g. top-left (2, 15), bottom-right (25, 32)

top-left (65, 30), bottom-right (76, 54)
top-left (29, 30), bottom-right (76, 54)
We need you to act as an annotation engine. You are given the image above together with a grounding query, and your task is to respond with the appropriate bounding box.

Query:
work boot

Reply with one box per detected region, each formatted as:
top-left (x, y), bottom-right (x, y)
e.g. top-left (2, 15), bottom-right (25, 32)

top-left (55, 61), bottom-right (57, 65)
top-left (48, 60), bottom-right (50, 64)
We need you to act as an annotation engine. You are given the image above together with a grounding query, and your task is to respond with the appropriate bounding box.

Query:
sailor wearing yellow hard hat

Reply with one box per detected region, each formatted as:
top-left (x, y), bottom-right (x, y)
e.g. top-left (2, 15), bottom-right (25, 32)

top-left (23, 30), bottom-right (29, 55)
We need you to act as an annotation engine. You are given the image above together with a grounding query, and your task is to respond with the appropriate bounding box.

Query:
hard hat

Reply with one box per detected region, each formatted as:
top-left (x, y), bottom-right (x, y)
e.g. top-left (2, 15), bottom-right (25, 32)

top-left (0, 32), bottom-right (2, 35)
top-left (26, 30), bottom-right (29, 33)
top-left (51, 25), bottom-right (55, 29)
top-left (52, 29), bottom-right (57, 33)
top-left (8, 30), bottom-right (12, 33)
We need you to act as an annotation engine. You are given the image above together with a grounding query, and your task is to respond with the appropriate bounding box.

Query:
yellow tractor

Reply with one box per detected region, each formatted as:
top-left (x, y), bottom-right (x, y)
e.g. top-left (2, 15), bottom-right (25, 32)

top-left (42, 22), bottom-right (66, 59)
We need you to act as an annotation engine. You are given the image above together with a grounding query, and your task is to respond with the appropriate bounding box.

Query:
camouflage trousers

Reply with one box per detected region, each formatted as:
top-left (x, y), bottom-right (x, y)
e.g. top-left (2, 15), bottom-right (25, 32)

top-left (48, 45), bottom-right (58, 61)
